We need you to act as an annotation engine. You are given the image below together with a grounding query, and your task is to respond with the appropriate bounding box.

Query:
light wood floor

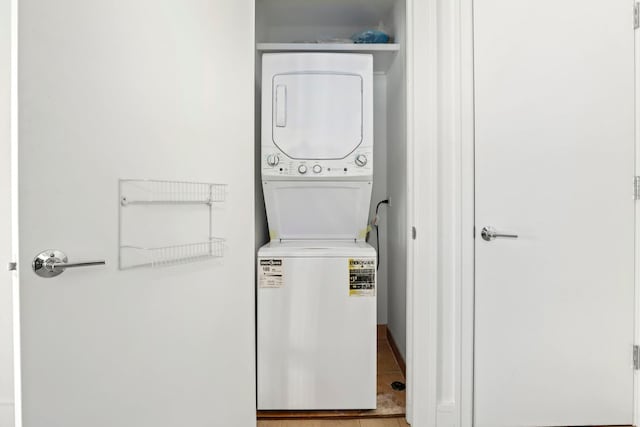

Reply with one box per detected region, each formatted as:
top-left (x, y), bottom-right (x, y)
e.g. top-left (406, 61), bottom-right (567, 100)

top-left (257, 421), bottom-right (630, 427)
top-left (257, 418), bottom-right (409, 426)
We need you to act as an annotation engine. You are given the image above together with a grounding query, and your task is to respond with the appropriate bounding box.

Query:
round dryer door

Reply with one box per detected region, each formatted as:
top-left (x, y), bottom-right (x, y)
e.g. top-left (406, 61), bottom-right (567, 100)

top-left (271, 72), bottom-right (363, 160)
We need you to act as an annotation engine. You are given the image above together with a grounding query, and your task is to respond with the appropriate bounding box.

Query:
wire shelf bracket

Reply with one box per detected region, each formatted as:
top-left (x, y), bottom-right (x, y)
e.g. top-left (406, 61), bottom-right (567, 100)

top-left (120, 238), bottom-right (225, 269)
top-left (119, 179), bottom-right (226, 206)
top-left (118, 179), bottom-right (227, 270)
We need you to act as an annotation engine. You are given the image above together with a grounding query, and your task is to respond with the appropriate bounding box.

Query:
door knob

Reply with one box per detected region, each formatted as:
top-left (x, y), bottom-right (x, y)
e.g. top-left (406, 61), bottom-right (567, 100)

top-left (481, 226), bottom-right (518, 242)
top-left (32, 250), bottom-right (105, 278)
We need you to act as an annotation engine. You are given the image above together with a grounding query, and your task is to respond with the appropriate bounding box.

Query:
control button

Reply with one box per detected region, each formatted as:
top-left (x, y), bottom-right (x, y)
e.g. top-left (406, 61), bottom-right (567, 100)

top-left (298, 164), bottom-right (308, 174)
top-left (266, 154), bottom-right (280, 167)
top-left (355, 154), bottom-right (368, 167)
top-left (313, 164), bottom-right (322, 174)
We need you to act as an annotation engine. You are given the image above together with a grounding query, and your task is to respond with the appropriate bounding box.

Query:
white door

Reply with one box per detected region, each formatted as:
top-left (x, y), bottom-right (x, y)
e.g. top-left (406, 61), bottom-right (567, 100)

top-left (474, 1), bottom-right (636, 426)
top-left (14, 1), bottom-right (255, 426)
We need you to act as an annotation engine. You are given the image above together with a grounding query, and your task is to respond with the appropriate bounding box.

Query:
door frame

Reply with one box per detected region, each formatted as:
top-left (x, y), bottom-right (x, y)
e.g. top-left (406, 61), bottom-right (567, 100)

top-left (406, 0), bottom-right (475, 425)
top-left (404, 0), bottom-right (437, 424)
top-left (634, 9), bottom-right (640, 427)
top-left (410, 0), bottom-right (640, 426)
top-left (4, 1), bottom-right (430, 426)
top-left (8, 0), bottom-right (19, 423)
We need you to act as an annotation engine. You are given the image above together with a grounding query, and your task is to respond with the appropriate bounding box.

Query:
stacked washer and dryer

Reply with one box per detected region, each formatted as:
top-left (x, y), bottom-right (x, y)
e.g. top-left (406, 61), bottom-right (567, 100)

top-left (257, 53), bottom-right (377, 410)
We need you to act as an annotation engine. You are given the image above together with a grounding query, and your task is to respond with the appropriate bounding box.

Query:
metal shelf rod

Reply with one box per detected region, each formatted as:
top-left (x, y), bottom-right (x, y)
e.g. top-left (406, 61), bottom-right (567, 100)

top-left (121, 200), bottom-right (215, 206)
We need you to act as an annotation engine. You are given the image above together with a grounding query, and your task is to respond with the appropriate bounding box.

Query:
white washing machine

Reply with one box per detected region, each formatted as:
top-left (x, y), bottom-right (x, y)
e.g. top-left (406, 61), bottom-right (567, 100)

top-left (258, 53), bottom-right (376, 410)
top-left (257, 241), bottom-right (376, 410)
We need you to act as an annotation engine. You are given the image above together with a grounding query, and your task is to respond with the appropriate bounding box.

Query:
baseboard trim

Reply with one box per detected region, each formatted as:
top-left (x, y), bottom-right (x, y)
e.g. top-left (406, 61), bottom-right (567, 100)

top-left (386, 326), bottom-right (406, 377)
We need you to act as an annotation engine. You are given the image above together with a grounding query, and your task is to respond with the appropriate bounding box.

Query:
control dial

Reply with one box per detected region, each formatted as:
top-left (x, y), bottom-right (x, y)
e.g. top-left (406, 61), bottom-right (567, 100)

top-left (266, 154), bottom-right (280, 167)
top-left (298, 164), bottom-right (308, 174)
top-left (313, 164), bottom-right (322, 174)
top-left (355, 154), bottom-right (368, 167)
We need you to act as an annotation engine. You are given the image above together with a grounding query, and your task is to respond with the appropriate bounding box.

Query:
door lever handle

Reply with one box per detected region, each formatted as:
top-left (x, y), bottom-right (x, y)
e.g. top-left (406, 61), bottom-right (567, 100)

top-left (481, 226), bottom-right (518, 242)
top-left (33, 250), bottom-right (105, 278)
top-left (51, 260), bottom-right (105, 270)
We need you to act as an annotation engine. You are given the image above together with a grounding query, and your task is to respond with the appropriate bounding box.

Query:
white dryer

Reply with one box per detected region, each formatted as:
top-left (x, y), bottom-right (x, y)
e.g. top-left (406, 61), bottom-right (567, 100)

top-left (257, 53), bottom-right (376, 410)
top-left (260, 53), bottom-right (373, 182)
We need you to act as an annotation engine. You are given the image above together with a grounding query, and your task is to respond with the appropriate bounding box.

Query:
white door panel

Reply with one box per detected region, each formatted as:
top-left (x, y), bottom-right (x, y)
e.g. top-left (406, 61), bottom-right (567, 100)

top-left (474, 0), bottom-right (635, 426)
top-left (17, 1), bottom-right (255, 426)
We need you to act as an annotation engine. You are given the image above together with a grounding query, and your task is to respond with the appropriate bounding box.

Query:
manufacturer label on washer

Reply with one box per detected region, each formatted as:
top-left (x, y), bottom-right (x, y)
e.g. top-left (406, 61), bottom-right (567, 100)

top-left (349, 258), bottom-right (376, 296)
top-left (258, 259), bottom-right (284, 288)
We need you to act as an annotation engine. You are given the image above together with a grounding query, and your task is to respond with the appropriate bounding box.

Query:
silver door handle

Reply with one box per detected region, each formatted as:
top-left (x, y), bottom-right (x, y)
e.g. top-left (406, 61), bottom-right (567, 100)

top-left (33, 250), bottom-right (105, 278)
top-left (481, 226), bottom-right (518, 242)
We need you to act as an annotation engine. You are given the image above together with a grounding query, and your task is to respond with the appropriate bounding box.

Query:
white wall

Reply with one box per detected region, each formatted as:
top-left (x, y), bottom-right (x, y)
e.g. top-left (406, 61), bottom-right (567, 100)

top-left (254, 56), bottom-right (269, 252)
top-left (255, 0), bottom-right (395, 43)
top-left (0, 0), bottom-right (14, 424)
top-left (254, 3), bottom-right (269, 252)
top-left (369, 74), bottom-right (388, 324)
top-left (386, 0), bottom-right (407, 358)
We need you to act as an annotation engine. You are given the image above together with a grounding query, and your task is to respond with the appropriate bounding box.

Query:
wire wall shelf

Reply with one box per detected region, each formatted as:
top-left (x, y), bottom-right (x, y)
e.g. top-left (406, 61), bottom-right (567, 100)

top-left (120, 239), bottom-right (225, 269)
top-left (119, 179), bottom-right (227, 270)
top-left (120, 179), bottom-right (227, 206)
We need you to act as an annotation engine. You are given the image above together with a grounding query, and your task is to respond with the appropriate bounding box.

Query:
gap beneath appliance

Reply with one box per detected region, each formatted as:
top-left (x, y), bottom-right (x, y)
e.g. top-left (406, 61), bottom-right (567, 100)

top-left (257, 325), bottom-right (406, 420)
top-left (258, 418), bottom-right (409, 426)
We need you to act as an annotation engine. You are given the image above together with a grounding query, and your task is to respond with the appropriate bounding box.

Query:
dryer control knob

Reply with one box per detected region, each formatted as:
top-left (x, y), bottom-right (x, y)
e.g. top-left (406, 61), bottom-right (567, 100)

top-left (266, 154), bottom-right (280, 167)
top-left (298, 164), bottom-right (308, 174)
top-left (355, 154), bottom-right (368, 167)
top-left (313, 164), bottom-right (322, 174)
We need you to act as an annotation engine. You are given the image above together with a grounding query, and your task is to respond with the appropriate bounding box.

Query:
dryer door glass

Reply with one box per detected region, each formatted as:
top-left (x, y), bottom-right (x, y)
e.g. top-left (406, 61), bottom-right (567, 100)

top-left (272, 73), bottom-right (363, 160)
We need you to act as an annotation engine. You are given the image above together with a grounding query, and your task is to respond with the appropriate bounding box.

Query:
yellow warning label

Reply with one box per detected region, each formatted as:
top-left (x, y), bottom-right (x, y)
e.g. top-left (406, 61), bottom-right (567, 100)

top-left (349, 258), bottom-right (376, 296)
top-left (358, 225), bottom-right (372, 239)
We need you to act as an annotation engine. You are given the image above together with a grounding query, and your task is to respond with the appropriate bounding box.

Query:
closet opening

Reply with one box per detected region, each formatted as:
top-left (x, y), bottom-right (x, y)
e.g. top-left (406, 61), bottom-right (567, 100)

top-left (254, 0), bottom-right (409, 422)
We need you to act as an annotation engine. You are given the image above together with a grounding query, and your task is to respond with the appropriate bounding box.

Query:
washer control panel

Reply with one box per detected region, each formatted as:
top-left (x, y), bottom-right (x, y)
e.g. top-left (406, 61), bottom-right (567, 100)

top-left (262, 151), bottom-right (373, 178)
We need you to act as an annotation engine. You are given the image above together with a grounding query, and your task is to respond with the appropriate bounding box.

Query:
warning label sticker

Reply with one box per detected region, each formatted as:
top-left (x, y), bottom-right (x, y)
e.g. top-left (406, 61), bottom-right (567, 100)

top-left (349, 258), bottom-right (376, 296)
top-left (258, 259), bottom-right (284, 288)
